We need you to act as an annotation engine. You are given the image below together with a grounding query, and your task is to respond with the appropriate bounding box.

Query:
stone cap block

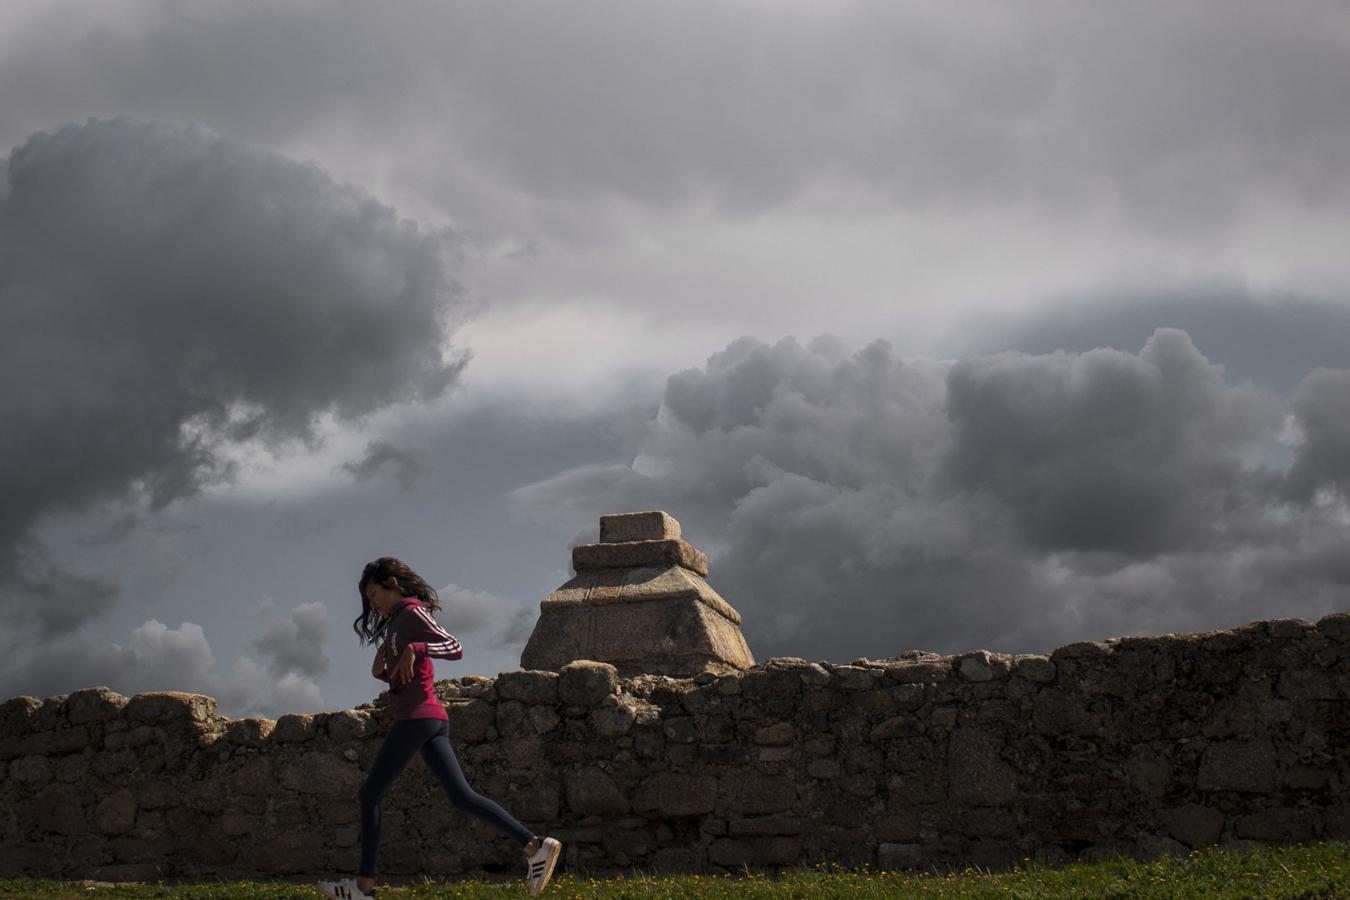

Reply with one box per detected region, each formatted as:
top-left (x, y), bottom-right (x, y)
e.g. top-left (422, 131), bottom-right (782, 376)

top-left (125, 691), bottom-right (217, 724)
top-left (67, 686), bottom-right (129, 725)
top-left (600, 510), bottom-right (682, 543)
top-left (573, 539), bottom-right (708, 577)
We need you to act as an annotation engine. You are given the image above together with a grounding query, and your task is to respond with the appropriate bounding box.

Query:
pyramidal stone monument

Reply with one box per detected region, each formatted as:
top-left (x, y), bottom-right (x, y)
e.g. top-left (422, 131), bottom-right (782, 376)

top-left (520, 510), bottom-right (755, 677)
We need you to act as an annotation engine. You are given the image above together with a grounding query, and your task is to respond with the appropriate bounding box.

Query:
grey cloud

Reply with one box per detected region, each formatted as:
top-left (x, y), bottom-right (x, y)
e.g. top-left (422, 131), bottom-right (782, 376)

top-left (512, 330), bottom-right (1349, 661)
top-left (251, 601), bottom-right (329, 681)
top-left (0, 607), bottom-right (328, 719)
top-left (0, 117), bottom-right (469, 621)
top-left (942, 329), bottom-right (1283, 557)
top-left (436, 582), bottom-right (535, 654)
top-left (0, 619), bottom-right (217, 702)
top-left (3, 4), bottom-right (1350, 231)
top-left (338, 441), bottom-right (428, 492)
top-left (962, 290), bottom-right (1350, 395)
top-left (1285, 367), bottom-right (1350, 503)
top-left (2, 543), bottom-right (120, 639)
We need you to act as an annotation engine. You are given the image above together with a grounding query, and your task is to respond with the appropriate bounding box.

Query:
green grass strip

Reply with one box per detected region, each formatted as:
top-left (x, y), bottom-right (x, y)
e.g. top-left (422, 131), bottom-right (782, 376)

top-left (2, 840), bottom-right (1348, 899)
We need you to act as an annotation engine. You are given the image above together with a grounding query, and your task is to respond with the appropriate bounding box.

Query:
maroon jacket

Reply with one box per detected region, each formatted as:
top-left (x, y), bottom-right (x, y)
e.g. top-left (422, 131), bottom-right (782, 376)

top-left (375, 597), bottom-right (463, 720)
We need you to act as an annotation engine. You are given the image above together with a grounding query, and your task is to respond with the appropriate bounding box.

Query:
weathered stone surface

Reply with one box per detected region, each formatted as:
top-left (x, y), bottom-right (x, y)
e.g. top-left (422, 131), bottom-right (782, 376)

top-left (753, 722), bottom-right (794, 746)
top-left (1158, 804), bottom-right (1224, 847)
top-left (633, 773), bottom-right (717, 816)
top-left (949, 728), bottom-right (1019, 806)
top-left (558, 660), bottom-right (620, 705)
top-left (29, 784), bottom-right (85, 835)
top-left (0, 696), bottom-right (42, 733)
top-left (1197, 739), bottom-right (1278, 793)
top-left (600, 510), bottom-right (682, 543)
top-left (1235, 807), bottom-right (1316, 842)
top-left (10, 755), bottom-right (52, 785)
top-left (447, 699), bottom-right (494, 742)
top-left (573, 539), bottom-right (709, 577)
top-left (520, 513), bottom-right (753, 677)
top-left (67, 687), bottom-right (129, 724)
top-left (566, 767), bottom-right (631, 816)
top-left (272, 713), bottom-right (316, 743)
top-left (224, 717), bottom-right (275, 747)
top-left (496, 670), bottom-right (560, 705)
top-left (327, 710), bottom-right (372, 742)
top-left (124, 692), bottom-right (216, 724)
top-left (0, 727), bottom-right (90, 760)
top-left (878, 842), bottom-right (923, 870)
top-left (95, 789), bottom-right (137, 835)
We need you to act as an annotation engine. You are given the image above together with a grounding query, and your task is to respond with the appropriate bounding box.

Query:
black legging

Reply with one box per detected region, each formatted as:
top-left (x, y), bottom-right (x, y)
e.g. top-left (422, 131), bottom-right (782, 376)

top-left (358, 717), bottom-right (536, 877)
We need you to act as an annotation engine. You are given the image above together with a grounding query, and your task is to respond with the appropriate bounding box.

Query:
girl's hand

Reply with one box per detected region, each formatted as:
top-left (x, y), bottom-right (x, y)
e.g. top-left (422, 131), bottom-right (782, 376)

top-left (394, 644), bottom-right (417, 682)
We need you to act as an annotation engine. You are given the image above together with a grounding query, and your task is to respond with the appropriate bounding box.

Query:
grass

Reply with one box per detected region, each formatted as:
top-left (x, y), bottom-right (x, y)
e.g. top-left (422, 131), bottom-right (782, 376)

top-left (1, 840), bottom-right (1348, 898)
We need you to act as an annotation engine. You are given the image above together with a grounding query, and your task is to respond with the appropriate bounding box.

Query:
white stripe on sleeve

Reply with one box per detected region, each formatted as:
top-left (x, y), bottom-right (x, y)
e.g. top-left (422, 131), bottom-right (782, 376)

top-left (412, 605), bottom-right (463, 659)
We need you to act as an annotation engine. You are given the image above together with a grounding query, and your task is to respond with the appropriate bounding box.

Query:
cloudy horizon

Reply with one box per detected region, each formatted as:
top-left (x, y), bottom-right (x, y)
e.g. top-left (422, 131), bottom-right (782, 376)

top-left (2, 1), bottom-right (1348, 718)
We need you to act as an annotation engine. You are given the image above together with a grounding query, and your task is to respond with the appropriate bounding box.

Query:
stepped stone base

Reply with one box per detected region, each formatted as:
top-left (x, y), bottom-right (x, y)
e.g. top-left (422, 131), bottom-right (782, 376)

top-left (519, 512), bottom-right (755, 676)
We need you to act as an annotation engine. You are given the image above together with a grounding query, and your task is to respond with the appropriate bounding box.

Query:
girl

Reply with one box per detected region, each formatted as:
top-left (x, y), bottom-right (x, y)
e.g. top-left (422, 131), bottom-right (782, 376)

top-left (318, 556), bottom-right (561, 899)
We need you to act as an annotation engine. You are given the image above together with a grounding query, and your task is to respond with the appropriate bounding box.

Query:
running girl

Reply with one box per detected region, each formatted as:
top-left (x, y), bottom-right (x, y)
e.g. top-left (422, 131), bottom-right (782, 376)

top-left (318, 556), bottom-right (561, 899)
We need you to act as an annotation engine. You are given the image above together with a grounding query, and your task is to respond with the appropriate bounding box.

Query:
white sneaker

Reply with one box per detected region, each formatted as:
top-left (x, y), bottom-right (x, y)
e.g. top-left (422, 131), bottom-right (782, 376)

top-left (316, 877), bottom-right (377, 899)
top-left (525, 836), bottom-right (562, 896)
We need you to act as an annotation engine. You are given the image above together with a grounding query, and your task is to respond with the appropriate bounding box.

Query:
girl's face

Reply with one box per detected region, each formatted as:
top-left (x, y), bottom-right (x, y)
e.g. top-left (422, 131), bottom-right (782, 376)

top-left (363, 579), bottom-right (403, 616)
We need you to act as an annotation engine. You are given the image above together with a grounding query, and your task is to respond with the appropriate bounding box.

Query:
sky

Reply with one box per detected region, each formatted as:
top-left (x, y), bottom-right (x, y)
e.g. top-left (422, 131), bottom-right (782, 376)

top-left (2, 0), bottom-right (1349, 719)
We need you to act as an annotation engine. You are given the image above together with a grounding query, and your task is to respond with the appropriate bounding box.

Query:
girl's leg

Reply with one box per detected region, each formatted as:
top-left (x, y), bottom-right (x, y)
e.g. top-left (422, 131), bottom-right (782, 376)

top-left (419, 719), bottom-right (537, 848)
top-left (358, 718), bottom-right (442, 879)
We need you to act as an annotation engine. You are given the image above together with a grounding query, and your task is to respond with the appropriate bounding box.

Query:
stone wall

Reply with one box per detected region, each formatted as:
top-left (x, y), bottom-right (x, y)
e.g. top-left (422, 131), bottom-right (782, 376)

top-left (2, 612), bottom-right (1348, 881)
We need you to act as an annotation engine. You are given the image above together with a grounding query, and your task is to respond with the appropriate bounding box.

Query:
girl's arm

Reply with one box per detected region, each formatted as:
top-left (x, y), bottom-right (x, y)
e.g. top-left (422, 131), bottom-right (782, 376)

top-left (372, 644), bottom-right (392, 681)
top-left (403, 605), bottom-right (464, 661)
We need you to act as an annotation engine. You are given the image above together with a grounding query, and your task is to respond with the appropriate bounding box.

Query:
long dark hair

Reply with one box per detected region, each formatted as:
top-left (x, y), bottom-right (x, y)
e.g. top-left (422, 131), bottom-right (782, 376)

top-left (353, 556), bottom-right (441, 645)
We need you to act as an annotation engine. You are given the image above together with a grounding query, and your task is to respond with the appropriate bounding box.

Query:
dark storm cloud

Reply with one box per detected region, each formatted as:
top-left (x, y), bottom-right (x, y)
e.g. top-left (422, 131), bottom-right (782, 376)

top-left (338, 441), bottom-right (428, 492)
top-left (942, 329), bottom-right (1281, 557)
top-left (0, 118), bottom-right (469, 626)
top-left (511, 332), bottom-right (1350, 661)
top-left (1286, 367), bottom-right (1350, 503)
top-left (3, 3), bottom-right (1350, 228)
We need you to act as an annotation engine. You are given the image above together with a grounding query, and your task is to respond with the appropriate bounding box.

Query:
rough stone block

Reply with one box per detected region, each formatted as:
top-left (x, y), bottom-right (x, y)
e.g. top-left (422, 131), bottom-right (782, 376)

top-left (447, 699), bottom-right (494, 743)
top-left (0, 695), bottom-right (42, 734)
top-left (753, 722), bottom-right (794, 746)
top-left (1316, 611), bottom-right (1350, 641)
top-left (634, 773), bottom-right (717, 816)
top-left (877, 842), bottom-right (923, 870)
top-left (224, 717), bottom-right (275, 747)
top-left (327, 710), bottom-right (372, 742)
top-left (496, 670), bottom-right (560, 705)
top-left (1197, 739), bottom-right (1278, 793)
top-left (566, 767), bottom-right (631, 816)
top-left (272, 713), bottom-right (316, 743)
top-left (949, 728), bottom-right (1019, 806)
top-left (10, 754), bottom-right (52, 785)
top-left (67, 687), bottom-right (129, 724)
top-left (29, 784), bottom-right (85, 835)
top-left (558, 660), bottom-right (620, 706)
top-left (721, 773), bottom-right (797, 815)
top-left (1013, 656), bottom-right (1057, 683)
top-left (125, 691), bottom-right (217, 724)
top-left (1050, 640), bottom-right (1113, 661)
top-left (95, 789), bottom-right (137, 835)
top-left (573, 539), bottom-right (709, 577)
top-left (1235, 807), bottom-right (1317, 841)
top-left (600, 511), bottom-right (682, 543)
